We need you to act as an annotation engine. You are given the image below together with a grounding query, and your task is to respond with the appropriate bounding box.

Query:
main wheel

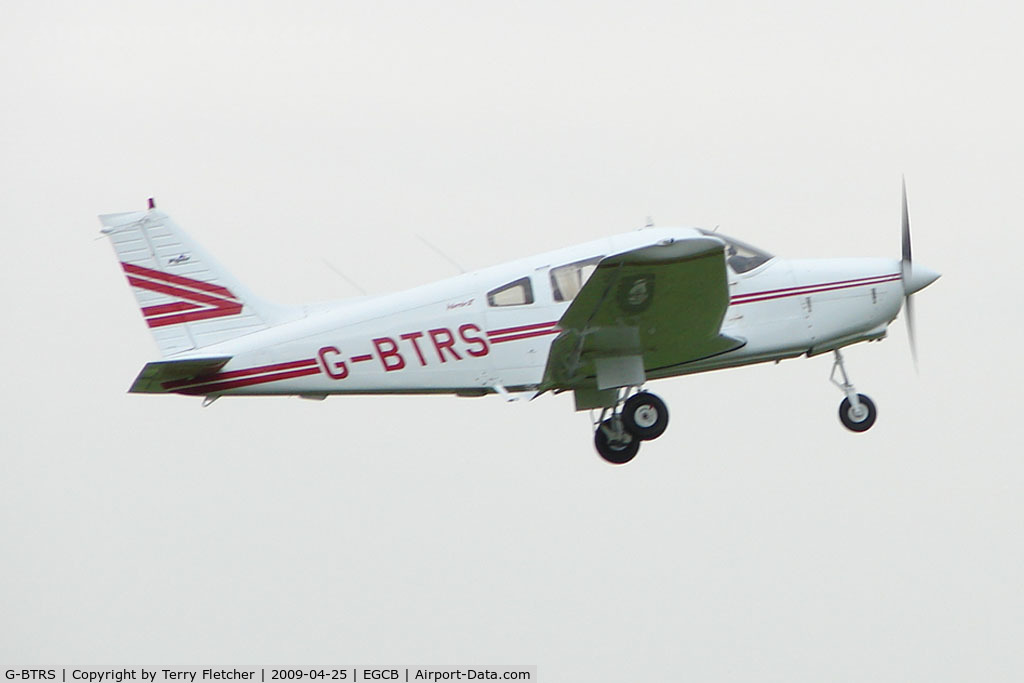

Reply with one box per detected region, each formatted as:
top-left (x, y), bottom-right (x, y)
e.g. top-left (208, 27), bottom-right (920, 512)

top-left (839, 394), bottom-right (877, 432)
top-left (622, 392), bottom-right (669, 441)
top-left (594, 419), bottom-right (641, 464)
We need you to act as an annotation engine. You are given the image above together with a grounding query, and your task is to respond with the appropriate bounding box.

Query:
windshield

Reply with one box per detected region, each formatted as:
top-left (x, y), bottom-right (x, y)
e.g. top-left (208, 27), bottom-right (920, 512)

top-left (698, 230), bottom-right (773, 273)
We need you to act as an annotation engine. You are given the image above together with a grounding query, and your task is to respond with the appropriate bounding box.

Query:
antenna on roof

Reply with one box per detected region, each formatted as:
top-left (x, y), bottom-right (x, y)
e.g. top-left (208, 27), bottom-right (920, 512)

top-left (416, 234), bottom-right (466, 274)
top-left (323, 259), bottom-right (368, 296)
top-left (645, 216), bottom-right (655, 228)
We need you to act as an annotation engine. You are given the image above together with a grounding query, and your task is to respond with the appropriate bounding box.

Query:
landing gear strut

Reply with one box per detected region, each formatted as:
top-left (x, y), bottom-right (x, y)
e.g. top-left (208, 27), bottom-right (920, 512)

top-left (593, 389), bottom-right (670, 464)
top-left (830, 350), bottom-right (877, 432)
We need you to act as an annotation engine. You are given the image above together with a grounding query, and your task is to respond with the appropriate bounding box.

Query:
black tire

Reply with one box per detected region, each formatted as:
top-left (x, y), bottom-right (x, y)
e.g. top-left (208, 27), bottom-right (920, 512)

top-left (839, 394), bottom-right (877, 432)
top-left (594, 419), bottom-right (641, 465)
top-left (622, 392), bottom-right (669, 441)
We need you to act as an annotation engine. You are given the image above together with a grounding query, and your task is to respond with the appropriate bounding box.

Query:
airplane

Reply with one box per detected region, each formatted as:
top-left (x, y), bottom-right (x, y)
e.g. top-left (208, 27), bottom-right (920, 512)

top-left (99, 184), bottom-right (939, 464)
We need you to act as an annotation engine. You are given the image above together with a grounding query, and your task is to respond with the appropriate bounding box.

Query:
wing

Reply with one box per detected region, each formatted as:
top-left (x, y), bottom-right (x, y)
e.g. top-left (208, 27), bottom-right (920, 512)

top-left (540, 237), bottom-right (744, 406)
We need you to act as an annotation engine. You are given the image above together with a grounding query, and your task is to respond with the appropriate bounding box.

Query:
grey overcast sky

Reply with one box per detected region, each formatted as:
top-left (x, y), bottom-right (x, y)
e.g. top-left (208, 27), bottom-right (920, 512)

top-left (2, 1), bottom-right (1022, 680)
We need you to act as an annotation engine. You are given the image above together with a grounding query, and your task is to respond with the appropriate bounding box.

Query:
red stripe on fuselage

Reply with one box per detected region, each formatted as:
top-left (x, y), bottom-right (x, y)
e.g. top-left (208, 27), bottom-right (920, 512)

top-left (489, 328), bottom-right (561, 344)
top-left (732, 273), bottom-right (901, 299)
top-left (163, 358), bottom-right (320, 391)
top-left (731, 274), bottom-right (901, 306)
top-left (487, 321), bottom-right (558, 337)
top-left (176, 366), bottom-right (323, 395)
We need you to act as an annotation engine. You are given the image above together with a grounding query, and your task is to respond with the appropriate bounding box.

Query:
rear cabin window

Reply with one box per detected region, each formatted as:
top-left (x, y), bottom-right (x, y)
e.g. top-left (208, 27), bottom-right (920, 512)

top-left (487, 277), bottom-right (534, 306)
top-left (550, 256), bottom-right (602, 302)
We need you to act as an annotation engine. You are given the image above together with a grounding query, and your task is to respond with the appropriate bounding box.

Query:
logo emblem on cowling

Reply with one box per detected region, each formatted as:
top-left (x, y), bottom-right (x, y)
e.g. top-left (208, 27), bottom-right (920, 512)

top-left (618, 274), bottom-right (655, 312)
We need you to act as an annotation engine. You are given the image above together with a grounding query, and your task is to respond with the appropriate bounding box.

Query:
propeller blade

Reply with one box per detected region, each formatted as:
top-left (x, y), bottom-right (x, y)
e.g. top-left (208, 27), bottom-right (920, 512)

top-left (905, 293), bottom-right (918, 372)
top-left (901, 175), bottom-right (912, 266)
top-left (901, 177), bottom-right (920, 371)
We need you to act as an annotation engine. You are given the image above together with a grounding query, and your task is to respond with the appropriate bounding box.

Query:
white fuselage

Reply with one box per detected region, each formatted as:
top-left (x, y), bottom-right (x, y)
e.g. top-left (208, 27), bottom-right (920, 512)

top-left (167, 228), bottom-right (904, 398)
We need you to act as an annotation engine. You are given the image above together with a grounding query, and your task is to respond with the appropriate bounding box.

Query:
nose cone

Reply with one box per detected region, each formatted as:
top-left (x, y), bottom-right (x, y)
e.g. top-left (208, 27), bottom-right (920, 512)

top-left (903, 264), bottom-right (941, 295)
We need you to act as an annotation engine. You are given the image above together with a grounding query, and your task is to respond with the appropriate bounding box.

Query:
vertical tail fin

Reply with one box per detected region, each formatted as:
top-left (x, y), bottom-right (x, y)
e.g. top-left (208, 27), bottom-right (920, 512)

top-left (100, 206), bottom-right (296, 357)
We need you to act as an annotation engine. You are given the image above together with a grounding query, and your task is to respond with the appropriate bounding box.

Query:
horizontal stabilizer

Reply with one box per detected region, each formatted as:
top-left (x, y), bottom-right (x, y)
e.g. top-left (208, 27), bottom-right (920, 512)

top-left (129, 357), bottom-right (232, 394)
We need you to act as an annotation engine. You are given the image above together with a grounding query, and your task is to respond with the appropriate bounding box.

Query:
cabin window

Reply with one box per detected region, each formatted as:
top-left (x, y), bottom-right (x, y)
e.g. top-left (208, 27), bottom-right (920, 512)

top-left (487, 277), bottom-right (534, 306)
top-left (550, 256), bottom-right (603, 302)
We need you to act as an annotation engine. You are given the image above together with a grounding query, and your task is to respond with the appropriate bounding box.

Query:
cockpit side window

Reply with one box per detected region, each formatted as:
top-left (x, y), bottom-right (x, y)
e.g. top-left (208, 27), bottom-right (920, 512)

top-left (698, 230), bottom-right (773, 273)
top-left (487, 277), bottom-right (535, 306)
top-left (550, 256), bottom-right (603, 302)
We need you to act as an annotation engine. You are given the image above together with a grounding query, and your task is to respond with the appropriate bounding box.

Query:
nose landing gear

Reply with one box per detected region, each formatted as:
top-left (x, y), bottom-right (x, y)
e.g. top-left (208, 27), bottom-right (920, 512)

top-left (593, 389), bottom-right (670, 464)
top-left (831, 350), bottom-right (877, 432)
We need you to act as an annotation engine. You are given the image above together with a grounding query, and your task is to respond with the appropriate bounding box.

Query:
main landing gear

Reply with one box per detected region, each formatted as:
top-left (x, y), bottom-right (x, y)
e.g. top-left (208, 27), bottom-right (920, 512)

top-left (593, 390), bottom-right (669, 464)
top-left (831, 349), bottom-right (877, 432)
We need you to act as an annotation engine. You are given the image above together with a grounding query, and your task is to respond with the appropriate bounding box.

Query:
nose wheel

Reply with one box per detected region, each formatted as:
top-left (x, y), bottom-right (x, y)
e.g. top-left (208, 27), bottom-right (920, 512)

top-left (593, 390), bottom-right (670, 464)
top-left (839, 394), bottom-right (876, 432)
top-left (831, 350), bottom-right (877, 432)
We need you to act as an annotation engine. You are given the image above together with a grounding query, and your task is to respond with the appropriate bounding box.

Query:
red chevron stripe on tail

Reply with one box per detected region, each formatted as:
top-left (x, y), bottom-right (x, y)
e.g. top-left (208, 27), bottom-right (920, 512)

top-left (101, 208), bottom-right (303, 357)
top-left (122, 262), bottom-right (244, 328)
